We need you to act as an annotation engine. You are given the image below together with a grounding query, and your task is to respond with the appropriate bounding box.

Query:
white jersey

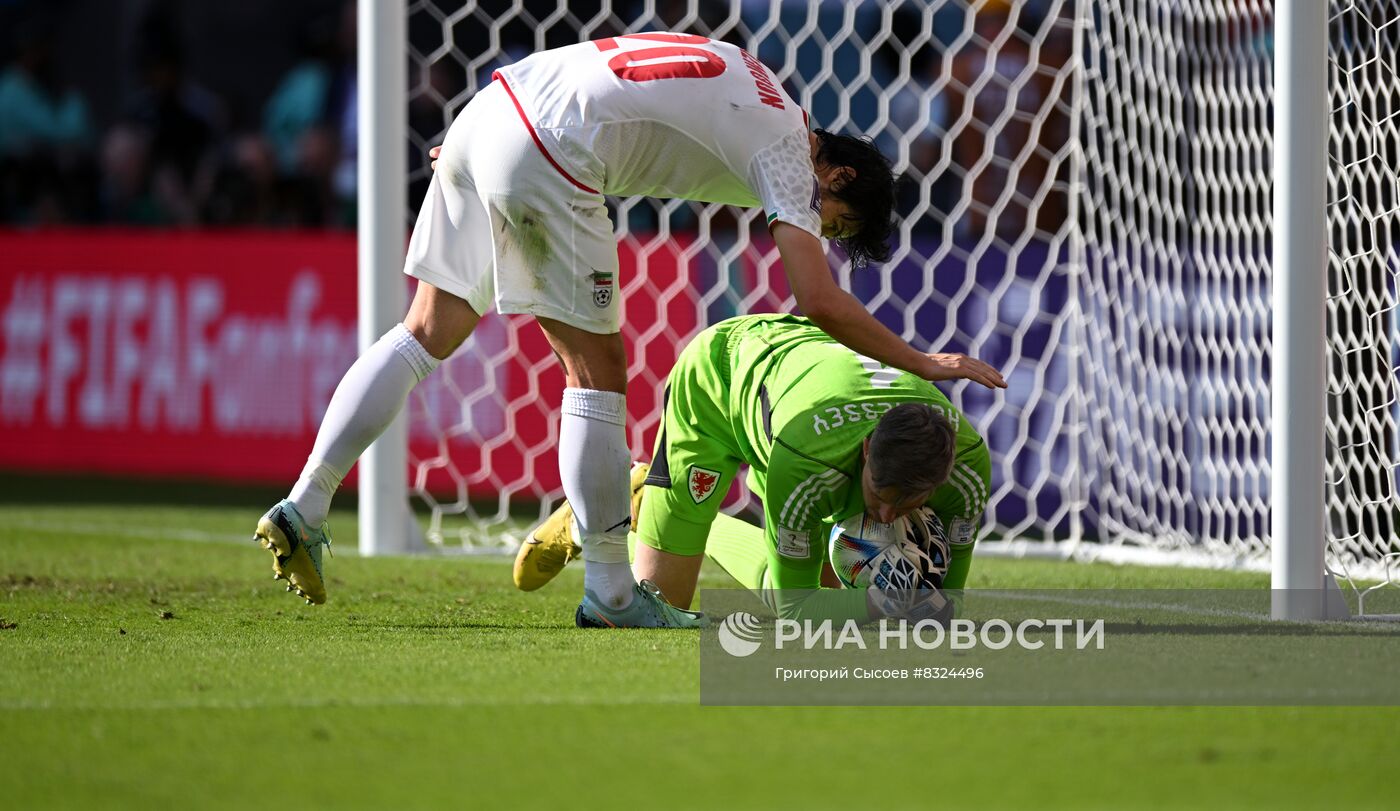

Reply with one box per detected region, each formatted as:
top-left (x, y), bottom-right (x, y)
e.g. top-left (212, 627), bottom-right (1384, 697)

top-left (493, 33), bottom-right (822, 238)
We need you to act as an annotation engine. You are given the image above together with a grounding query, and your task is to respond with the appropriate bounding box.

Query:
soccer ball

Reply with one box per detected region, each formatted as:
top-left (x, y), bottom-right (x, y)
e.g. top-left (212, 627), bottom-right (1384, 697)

top-left (827, 508), bottom-right (949, 590)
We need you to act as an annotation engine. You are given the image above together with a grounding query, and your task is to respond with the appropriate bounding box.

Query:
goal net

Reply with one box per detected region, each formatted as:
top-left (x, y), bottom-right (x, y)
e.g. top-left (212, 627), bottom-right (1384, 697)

top-left (390, 0), bottom-right (1399, 591)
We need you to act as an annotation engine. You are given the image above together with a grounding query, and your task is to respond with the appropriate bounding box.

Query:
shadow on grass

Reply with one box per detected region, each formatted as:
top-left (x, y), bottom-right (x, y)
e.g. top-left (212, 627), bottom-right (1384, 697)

top-left (0, 471), bottom-right (549, 524)
top-left (0, 471), bottom-right (298, 509)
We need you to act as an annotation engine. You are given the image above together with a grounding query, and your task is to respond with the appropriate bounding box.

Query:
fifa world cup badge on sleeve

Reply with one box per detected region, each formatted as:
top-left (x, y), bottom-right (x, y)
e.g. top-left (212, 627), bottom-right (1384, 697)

top-left (949, 518), bottom-right (976, 547)
top-left (777, 527), bottom-right (809, 558)
top-left (687, 466), bottom-right (721, 503)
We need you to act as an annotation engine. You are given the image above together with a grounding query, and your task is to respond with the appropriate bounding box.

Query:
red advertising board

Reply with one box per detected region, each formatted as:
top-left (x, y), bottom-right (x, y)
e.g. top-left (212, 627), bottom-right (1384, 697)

top-left (0, 230), bottom-right (703, 494)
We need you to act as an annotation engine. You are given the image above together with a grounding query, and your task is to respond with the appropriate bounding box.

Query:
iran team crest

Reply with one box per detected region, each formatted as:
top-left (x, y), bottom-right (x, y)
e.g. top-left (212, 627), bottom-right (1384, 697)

top-left (687, 466), bottom-right (721, 504)
top-left (590, 271), bottom-right (613, 308)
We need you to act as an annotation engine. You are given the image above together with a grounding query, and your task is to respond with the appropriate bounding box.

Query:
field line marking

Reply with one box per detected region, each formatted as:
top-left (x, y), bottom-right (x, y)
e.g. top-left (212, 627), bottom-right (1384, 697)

top-left (979, 590), bottom-right (1270, 621)
top-left (0, 694), bottom-right (694, 711)
top-left (0, 517), bottom-right (246, 545)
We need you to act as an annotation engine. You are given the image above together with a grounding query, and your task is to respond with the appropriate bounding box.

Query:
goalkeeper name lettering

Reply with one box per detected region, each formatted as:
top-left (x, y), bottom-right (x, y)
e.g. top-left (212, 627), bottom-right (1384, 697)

top-left (811, 401), bottom-right (895, 435)
top-left (811, 401), bottom-right (961, 436)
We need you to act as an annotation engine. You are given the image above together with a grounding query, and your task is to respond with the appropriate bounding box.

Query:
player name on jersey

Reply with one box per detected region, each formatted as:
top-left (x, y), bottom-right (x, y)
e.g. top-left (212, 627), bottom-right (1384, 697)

top-left (739, 47), bottom-right (785, 110)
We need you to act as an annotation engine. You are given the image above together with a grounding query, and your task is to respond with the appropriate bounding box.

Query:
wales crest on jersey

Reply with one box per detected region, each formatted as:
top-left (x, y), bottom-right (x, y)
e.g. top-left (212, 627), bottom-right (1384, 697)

top-left (688, 466), bottom-right (721, 503)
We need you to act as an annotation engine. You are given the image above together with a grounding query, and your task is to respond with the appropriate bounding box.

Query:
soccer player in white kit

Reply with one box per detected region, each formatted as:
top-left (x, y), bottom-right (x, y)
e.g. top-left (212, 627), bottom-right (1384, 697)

top-left (252, 32), bottom-right (1005, 625)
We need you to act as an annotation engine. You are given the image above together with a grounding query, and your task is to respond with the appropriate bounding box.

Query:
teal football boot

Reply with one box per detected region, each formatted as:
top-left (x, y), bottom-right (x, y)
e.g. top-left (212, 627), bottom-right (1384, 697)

top-left (575, 580), bottom-right (708, 628)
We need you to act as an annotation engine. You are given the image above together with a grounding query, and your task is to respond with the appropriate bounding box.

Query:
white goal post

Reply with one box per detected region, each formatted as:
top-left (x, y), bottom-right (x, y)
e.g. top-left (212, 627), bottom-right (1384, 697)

top-left (357, 0), bottom-right (1400, 620)
top-left (358, 0), bottom-right (413, 558)
top-left (1271, 0), bottom-right (1327, 619)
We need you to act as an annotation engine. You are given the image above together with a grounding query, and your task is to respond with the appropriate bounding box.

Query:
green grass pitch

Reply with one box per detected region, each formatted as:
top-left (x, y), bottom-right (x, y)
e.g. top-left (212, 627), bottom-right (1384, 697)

top-left (1, 499), bottom-right (1395, 810)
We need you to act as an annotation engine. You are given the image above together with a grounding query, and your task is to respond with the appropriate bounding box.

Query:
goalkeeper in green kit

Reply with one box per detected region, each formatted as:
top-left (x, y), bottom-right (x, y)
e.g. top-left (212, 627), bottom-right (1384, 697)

top-left (516, 313), bottom-right (992, 626)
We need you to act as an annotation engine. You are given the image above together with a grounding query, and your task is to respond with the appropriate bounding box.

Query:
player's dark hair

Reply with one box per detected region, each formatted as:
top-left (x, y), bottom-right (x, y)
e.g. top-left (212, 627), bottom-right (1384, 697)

top-left (812, 128), bottom-right (897, 268)
top-left (867, 403), bottom-right (956, 496)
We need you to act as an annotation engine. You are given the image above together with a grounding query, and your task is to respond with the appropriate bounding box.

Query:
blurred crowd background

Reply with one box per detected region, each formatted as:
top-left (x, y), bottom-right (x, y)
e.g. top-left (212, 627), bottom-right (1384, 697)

top-left (0, 0), bottom-right (358, 228)
top-left (0, 0), bottom-right (1071, 234)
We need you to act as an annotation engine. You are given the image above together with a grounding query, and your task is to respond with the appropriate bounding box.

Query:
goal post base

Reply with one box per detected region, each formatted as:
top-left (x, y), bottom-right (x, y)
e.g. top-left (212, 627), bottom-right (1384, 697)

top-left (1273, 573), bottom-right (1353, 621)
top-left (1323, 572), bottom-right (1351, 621)
top-left (358, 493), bottom-right (429, 557)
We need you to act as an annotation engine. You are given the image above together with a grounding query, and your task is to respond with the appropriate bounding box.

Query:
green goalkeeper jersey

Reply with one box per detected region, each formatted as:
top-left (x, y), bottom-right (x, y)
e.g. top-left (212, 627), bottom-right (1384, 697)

top-left (637, 314), bottom-right (991, 619)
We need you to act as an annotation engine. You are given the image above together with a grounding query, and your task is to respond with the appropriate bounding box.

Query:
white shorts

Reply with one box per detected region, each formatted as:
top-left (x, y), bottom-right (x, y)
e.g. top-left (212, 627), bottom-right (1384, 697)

top-left (403, 80), bottom-right (620, 334)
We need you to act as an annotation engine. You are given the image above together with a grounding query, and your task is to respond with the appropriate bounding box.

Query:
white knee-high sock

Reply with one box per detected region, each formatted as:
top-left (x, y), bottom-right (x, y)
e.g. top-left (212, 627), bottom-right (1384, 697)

top-left (289, 324), bottom-right (439, 526)
top-left (559, 387), bottom-right (634, 608)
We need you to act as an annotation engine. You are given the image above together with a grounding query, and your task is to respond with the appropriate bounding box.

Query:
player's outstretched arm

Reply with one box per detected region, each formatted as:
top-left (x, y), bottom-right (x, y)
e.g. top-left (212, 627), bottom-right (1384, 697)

top-left (772, 223), bottom-right (1007, 390)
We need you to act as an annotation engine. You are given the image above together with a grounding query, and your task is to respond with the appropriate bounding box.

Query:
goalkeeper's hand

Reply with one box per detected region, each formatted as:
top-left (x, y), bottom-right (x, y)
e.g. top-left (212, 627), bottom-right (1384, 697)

top-left (922, 352), bottom-right (1007, 390)
top-left (867, 586), bottom-right (956, 625)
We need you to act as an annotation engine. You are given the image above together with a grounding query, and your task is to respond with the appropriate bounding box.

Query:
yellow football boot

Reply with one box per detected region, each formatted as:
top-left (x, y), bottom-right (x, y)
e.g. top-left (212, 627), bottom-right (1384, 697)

top-left (514, 461), bottom-right (650, 591)
top-left (254, 500), bottom-right (332, 605)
